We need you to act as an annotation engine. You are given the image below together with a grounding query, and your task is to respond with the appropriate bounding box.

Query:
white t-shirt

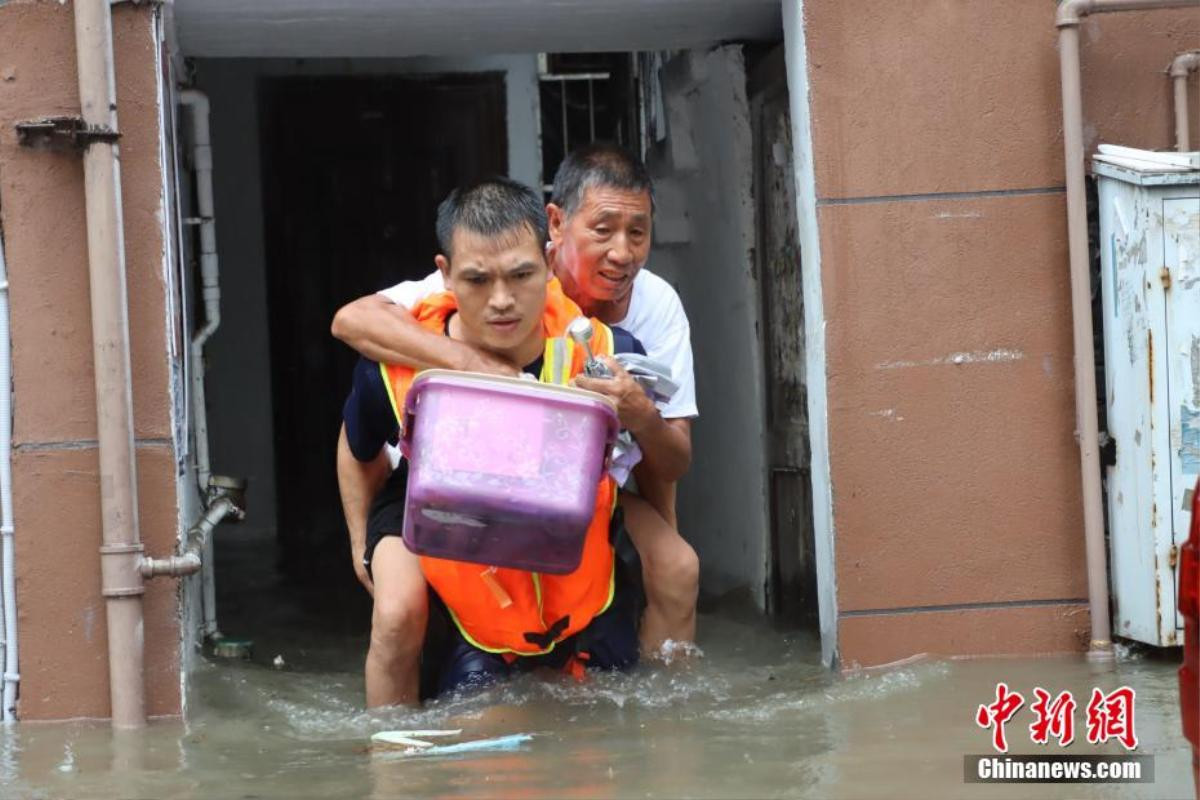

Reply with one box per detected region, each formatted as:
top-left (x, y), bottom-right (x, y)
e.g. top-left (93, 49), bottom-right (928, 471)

top-left (378, 268), bottom-right (699, 419)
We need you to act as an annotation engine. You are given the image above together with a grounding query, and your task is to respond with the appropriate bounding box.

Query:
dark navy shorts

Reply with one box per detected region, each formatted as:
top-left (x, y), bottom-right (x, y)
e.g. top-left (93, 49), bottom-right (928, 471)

top-left (422, 507), bottom-right (645, 699)
top-left (363, 460), bottom-right (409, 581)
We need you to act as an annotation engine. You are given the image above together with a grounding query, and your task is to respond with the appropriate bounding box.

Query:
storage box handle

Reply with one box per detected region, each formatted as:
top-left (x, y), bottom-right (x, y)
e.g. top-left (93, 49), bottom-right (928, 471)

top-left (399, 400), bottom-right (416, 459)
top-left (400, 412), bottom-right (414, 458)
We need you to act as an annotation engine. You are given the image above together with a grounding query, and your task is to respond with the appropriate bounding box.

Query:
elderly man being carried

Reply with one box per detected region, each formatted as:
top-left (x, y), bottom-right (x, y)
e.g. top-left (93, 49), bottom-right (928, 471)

top-left (333, 145), bottom-right (700, 708)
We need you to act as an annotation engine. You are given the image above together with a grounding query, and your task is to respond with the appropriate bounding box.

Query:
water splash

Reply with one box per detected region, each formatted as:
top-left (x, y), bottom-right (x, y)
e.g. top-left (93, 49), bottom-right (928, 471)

top-left (55, 742), bottom-right (75, 774)
top-left (706, 661), bottom-right (951, 723)
top-left (653, 638), bottom-right (705, 665)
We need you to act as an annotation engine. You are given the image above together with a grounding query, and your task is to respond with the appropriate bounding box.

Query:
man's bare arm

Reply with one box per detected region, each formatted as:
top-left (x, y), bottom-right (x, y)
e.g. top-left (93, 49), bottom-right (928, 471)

top-left (331, 294), bottom-right (519, 375)
top-left (336, 424), bottom-right (391, 595)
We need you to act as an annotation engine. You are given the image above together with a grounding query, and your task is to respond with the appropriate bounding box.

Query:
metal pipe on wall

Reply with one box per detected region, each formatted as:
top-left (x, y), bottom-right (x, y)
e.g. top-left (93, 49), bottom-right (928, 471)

top-left (142, 496), bottom-right (242, 579)
top-left (1058, 0), bottom-right (1194, 21)
top-left (177, 89), bottom-right (225, 640)
top-left (0, 228), bottom-right (18, 722)
top-left (1169, 51), bottom-right (1200, 152)
top-left (1055, 0), bottom-right (1199, 662)
top-left (179, 90), bottom-right (219, 493)
top-left (73, 0), bottom-right (146, 728)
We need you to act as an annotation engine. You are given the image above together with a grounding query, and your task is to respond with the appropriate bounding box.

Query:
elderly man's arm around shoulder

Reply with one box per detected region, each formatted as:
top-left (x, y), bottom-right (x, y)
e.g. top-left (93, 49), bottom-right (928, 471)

top-left (331, 292), bottom-right (520, 376)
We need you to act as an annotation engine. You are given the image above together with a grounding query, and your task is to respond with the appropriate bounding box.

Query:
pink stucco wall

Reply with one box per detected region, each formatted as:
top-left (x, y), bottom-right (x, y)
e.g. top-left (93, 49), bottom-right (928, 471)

top-left (0, 0), bottom-right (179, 719)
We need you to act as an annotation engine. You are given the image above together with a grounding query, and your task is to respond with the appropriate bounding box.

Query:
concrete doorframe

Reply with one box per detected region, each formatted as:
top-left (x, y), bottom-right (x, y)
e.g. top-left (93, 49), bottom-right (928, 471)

top-left (782, 0), bottom-right (838, 668)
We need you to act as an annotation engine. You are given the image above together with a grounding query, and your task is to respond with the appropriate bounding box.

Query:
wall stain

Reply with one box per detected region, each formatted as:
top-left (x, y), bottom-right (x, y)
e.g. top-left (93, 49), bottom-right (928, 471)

top-left (1181, 406), bottom-right (1200, 473)
top-left (1147, 330), bottom-right (1154, 405)
top-left (81, 604), bottom-right (95, 644)
top-left (1191, 335), bottom-right (1200, 407)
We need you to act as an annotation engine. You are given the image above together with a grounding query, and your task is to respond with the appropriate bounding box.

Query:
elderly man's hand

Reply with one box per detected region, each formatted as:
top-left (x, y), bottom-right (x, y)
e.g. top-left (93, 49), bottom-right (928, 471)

top-left (573, 356), bottom-right (659, 434)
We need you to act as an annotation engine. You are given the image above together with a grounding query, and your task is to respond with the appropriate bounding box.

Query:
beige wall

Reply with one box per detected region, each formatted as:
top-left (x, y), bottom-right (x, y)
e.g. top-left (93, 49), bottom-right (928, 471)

top-left (801, 0), bottom-right (1199, 668)
top-left (0, 1), bottom-right (180, 719)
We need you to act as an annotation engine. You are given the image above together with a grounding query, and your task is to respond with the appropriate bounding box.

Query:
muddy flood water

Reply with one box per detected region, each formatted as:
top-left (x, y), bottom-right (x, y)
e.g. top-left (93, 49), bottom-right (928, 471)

top-left (0, 625), bottom-right (1192, 799)
top-left (0, 534), bottom-right (1194, 799)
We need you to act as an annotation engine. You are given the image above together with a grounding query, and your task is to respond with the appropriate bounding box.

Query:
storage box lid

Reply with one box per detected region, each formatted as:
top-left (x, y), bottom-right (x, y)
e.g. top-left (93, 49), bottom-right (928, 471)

top-left (408, 369), bottom-right (618, 414)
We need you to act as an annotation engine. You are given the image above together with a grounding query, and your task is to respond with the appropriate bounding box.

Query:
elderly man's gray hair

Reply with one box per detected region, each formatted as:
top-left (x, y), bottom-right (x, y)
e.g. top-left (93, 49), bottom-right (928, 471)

top-left (549, 142), bottom-right (655, 217)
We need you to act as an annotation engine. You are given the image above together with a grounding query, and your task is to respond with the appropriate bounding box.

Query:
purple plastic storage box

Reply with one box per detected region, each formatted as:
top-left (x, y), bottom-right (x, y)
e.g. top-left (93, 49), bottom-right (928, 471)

top-left (400, 370), bottom-right (619, 574)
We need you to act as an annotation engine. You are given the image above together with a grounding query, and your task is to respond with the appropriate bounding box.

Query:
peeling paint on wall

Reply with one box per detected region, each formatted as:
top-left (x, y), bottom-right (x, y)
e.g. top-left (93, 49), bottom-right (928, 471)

top-left (1148, 330), bottom-right (1154, 404)
top-left (1191, 335), bottom-right (1200, 407)
top-left (1182, 406), bottom-right (1200, 473)
top-left (875, 348), bottom-right (1024, 370)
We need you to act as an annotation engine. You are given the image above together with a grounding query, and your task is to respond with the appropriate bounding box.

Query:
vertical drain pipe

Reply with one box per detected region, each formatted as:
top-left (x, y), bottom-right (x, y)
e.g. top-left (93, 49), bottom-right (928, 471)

top-left (178, 89), bottom-right (223, 640)
top-left (1055, 0), bottom-right (1199, 662)
top-left (74, 0), bottom-right (146, 727)
top-left (179, 90), bottom-right (218, 495)
top-left (0, 229), bottom-right (17, 721)
top-left (1170, 51), bottom-right (1200, 152)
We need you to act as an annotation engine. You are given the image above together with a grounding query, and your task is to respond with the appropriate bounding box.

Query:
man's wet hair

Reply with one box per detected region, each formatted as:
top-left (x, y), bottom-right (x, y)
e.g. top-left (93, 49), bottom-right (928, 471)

top-left (550, 142), bottom-right (655, 217)
top-left (436, 177), bottom-right (549, 261)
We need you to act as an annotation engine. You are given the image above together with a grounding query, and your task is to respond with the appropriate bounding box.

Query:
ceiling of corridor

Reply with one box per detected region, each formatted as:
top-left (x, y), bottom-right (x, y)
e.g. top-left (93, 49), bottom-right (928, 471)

top-left (172, 0), bottom-right (783, 57)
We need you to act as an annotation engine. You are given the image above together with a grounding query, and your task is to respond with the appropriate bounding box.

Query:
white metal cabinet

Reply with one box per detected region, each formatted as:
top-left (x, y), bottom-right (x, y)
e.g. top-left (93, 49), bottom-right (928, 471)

top-left (1096, 156), bottom-right (1200, 647)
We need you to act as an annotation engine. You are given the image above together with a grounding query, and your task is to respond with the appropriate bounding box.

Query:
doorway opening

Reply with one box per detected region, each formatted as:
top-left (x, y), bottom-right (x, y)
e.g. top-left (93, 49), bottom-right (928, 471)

top-left (261, 73), bottom-right (508, 579)
top-left (180, 45), bottom-right (819, 673)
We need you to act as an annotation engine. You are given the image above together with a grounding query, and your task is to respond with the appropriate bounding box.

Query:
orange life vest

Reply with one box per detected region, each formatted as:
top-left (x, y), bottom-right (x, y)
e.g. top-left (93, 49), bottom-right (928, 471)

top-left (380, 279), bottom-right (619, 656)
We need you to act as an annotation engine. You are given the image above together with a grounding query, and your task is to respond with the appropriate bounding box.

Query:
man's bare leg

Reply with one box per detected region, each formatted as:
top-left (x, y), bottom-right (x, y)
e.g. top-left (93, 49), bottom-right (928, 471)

top-left (634, 465), bottom-right (679, 530)
top-left (619, 491), bottom-right (699, 655)
top-left (365, 537), bottom-right (428, 707)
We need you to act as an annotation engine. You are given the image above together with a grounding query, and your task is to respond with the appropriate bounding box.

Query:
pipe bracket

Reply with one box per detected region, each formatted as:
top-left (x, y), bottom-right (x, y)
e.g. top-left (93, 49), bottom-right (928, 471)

top-left (100, 543), bottom-right (145, 598)
top-left (15, 117), bottom-right (120, 151)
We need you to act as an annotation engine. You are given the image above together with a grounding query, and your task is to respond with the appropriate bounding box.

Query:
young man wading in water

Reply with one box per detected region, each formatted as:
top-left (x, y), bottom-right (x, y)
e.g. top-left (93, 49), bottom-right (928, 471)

top-left (338, 178), bottom-right (647, 700)
top-left (334, 146), bottom-right (699, 707)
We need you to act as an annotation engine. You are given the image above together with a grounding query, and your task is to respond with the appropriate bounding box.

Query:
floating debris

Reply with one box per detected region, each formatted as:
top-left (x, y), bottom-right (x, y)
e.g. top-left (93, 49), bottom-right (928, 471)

top-left (370, 729), bottom-right (532, 758)
top-left (370, 729), bottom-right (463, 748)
